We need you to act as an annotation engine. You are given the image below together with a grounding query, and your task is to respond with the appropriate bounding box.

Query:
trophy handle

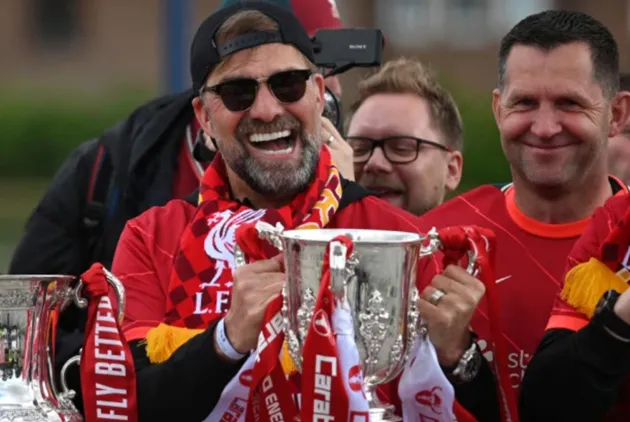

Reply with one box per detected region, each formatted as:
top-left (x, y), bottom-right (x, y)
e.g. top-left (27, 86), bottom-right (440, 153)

top-left (73, 267), bottom-right (125, 324)
top-left (419, 227), bottom-right (479, 276)
top-left (233, 221), bottom-right (285, 268)
top-left (57, 269), bottom-right (126, 404)
top-left (58, 352), bottom-right (82, 401)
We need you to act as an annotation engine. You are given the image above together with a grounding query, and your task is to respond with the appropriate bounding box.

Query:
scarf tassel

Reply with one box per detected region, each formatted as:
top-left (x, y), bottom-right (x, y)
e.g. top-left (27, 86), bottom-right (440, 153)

top-left (145, 323), bottom-right (204, 364)
top-left (561, 257), bottom-right (629, 319)
top-left (144, 323), bottom-right (299, 375)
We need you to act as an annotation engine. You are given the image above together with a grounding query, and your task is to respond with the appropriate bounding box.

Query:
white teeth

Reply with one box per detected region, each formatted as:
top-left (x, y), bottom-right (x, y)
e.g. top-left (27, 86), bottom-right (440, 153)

top-left (262, 145), bottom-right (294, 155)
top-left (249, 130), bottom-right (291, 143)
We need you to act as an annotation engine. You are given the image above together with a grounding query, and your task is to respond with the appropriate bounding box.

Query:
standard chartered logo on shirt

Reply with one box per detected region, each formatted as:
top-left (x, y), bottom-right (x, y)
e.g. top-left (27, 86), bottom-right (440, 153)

top-left (476, 339), bottom-right (530, 389)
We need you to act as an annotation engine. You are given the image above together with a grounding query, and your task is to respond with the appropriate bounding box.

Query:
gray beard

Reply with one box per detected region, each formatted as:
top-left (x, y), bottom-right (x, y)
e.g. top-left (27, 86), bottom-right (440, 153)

top-left (224, 130), bottom-right (321, 201)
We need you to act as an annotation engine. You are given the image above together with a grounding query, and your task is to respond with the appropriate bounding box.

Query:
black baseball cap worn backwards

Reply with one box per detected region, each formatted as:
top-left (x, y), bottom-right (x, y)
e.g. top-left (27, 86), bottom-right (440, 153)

top-left (190, 0), bottom-right (316, 92)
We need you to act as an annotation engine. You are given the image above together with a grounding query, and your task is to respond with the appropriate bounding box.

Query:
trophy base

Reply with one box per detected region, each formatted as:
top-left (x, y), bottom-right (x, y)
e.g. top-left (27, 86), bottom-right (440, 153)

top-left (0, 408), bottom-right (82, 422)
top-left (368, 404), bottom-right (402, 422)
top-left (365, 387), bottom-right (402, 422)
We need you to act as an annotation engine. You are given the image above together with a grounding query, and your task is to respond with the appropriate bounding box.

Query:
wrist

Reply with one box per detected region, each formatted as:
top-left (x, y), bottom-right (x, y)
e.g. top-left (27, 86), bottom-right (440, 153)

top-left (441, 340), bottom-right (482, 385)
top-left (223, 314), bottom-right (249, 354)
top-left (214, 318), bottom-right (247, 362)
top-left (437, 332), bottom-right (472, 368)
top-left (613, 301), bottom-right (630, 326)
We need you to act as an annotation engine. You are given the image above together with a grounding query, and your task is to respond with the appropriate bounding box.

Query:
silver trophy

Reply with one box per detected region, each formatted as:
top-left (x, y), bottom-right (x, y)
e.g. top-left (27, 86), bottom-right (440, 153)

top-left (235, 223), bottom-right (478, 422)
top-left (0, 270), bottom-right (124, 422)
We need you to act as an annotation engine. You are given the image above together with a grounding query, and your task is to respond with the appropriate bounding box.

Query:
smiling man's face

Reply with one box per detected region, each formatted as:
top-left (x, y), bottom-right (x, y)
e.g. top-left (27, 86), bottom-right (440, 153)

top-left (193, 42), bottom-right (326, 202)
top-left (349, 92), bottom-right (460, 215)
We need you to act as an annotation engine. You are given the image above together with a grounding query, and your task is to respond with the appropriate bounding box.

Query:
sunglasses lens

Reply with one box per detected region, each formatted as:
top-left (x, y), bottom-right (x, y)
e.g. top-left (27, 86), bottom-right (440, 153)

top-left (268, 70), bottom-right (310, 103)
top-left (216, 79), bottom-right (258, 112)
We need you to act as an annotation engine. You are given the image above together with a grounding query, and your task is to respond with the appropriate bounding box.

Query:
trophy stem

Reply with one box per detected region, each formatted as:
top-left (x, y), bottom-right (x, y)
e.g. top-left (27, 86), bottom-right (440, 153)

top-left (364, 384), bottom-right (402, 422)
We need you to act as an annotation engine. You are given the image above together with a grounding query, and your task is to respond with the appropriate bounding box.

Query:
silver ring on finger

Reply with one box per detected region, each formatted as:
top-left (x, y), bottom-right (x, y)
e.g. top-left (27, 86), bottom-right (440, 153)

top-left (429, 289), bottom-right (446, 306)
top-left (326, 135), bottom-right (334, 146)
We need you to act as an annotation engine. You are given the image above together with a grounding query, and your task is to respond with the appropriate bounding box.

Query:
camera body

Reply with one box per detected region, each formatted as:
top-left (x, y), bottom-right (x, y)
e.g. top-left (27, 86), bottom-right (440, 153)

top-left (312, 29), bottom-right (384, 133)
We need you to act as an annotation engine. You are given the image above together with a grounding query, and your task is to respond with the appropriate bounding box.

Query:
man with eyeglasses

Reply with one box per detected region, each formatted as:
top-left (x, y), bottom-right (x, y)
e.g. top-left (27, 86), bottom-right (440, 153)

top-left (84, 2), bottom-right (498, 421)
top-left (346, 57), bottom-right (464, 216)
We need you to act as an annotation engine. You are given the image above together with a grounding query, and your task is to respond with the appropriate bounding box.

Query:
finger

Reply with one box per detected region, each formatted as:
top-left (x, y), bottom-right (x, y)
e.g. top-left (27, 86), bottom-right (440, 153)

top-left (442, 266), bottom-right (486, 296)
top-left (258, 289), bottom-right (283, 312)
top-left (320, 115), bottom-right (334, 130)
top-left (417, 296), bottom-right (442, 324)
top-left (432, 274), bottom-right (477, 301)
top-left (235, 255), bottom-right (283, 276)
top-left (443, 265), bottom-right (481, 287)
top-left (271, 253), bottom-right (285, 272)
top-left (320, 116), bottom-right (342, 143)
top-left (259, 274), bottom-right (285, 292)
top-left (232, 272), bottom-right (284, 296)
top-left (421, 284), bottom-right (446, 304)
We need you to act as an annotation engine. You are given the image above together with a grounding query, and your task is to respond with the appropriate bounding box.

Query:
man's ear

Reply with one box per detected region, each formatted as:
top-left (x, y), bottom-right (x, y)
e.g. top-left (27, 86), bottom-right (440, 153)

top-left (609, 91), bottom-right (630, 138)
top-left (492, 88), bottom-right (502, 129)
top-left (445, 150), bottom-right (463, 192)
top-left (312, 72), bottom-right (326, 116)
top-left (192, 96), bottom-right (215, 139)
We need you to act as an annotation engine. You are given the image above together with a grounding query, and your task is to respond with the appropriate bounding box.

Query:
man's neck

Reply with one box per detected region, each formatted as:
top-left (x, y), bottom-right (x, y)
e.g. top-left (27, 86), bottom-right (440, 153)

top-left (227, 170), bottom-right (290, 209)
top-left (512, 173), bottom-right (613, 224)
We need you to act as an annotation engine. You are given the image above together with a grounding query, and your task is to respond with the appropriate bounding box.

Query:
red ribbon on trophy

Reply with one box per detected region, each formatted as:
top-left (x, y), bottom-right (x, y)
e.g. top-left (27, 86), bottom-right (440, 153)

top-left (79, 263), bottom-right (138, 422)
top-left (235, 225), bottom-right (299, 422)
top-left (300, 235), bottom-right (355, 421)
top-left (437, 226), bottom-right (518, 422)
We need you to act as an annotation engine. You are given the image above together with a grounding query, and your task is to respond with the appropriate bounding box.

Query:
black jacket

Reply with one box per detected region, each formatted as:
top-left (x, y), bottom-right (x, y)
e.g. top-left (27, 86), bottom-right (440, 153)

top-left (9, 89), bottom-right (196, 413)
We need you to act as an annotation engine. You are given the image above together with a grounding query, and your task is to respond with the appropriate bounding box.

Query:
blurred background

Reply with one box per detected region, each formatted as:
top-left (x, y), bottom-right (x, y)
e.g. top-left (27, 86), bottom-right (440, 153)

top-left (1, 0), bottom-right (629, 271)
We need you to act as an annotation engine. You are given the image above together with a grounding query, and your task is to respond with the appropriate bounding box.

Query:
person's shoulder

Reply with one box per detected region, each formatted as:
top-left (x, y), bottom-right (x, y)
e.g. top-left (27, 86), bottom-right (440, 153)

top-left (437, 184), bottom-right (505, 211)
top-left (337, 195), bottom-right (424, 233)
top-left (600, 191), bottom-right (630, 222)
top-left (125, 198), bottom-right (196, 237)
top-left (419, 184), bottom-right (505, 225)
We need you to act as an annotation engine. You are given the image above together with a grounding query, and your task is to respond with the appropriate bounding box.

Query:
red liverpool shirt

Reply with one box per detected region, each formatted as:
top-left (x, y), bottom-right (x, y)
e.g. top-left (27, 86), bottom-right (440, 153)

top-left (111, 194), bottom-right (431, 415)
top-left (415, 178), bottom-right (628, 391)
top-left (111, 195), bottom-right (427, 342)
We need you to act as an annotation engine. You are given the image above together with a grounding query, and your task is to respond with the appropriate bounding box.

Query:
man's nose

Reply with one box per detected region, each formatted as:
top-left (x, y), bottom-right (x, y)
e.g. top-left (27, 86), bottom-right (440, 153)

top-left (248, 84), bottom-right (284, 122)
top-left (530, 105), bottom-right (562, 139)
top-left (363, 147), bottom-right (394, 174)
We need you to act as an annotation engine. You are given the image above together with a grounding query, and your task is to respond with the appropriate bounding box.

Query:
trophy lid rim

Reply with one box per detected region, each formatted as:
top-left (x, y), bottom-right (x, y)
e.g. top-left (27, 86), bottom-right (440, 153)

top-left (0, 274), bottom-right (77, 282)
top-left (279, 228), bottom-right (424, 244)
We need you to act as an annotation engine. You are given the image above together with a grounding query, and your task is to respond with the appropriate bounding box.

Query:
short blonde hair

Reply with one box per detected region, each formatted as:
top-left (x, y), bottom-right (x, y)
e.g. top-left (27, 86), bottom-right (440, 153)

top-left (347, 57), bottom-right (463, 151)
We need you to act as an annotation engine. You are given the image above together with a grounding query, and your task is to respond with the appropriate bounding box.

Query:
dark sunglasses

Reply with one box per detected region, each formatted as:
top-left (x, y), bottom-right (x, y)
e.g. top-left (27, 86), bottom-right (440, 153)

top-left (200, 69), bottom-right (313, 112)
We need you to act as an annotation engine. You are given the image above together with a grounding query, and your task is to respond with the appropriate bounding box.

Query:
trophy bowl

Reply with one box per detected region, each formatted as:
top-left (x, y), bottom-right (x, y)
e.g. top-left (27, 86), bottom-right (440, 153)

top-left (0, 275), bottom-right (80, 422)
top-left (241, 225), bottom-right (428, 421)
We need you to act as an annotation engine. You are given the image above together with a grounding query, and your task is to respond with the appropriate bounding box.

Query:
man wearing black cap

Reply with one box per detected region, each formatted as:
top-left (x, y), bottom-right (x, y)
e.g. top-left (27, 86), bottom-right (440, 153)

top-left (86, 1), bottom-right (497, 421)
top-left (8, 0), bottom-right (352, 415)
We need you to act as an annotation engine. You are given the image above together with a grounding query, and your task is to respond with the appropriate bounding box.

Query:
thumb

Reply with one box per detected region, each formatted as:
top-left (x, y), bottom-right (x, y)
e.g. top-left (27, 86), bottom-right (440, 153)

top-left (272, 253), bottom-right (285, 272)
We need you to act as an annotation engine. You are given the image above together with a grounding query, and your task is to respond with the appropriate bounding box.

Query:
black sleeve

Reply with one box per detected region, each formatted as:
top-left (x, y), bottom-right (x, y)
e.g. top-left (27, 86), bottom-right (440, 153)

top-left (519, 323), bottom-right (630, 422)
top-left (131, 322), bottom-right (246, 421)
top-left (8, 138), bottom-right (100, 278)
top-left (450, 352), bottom-right (501, 422)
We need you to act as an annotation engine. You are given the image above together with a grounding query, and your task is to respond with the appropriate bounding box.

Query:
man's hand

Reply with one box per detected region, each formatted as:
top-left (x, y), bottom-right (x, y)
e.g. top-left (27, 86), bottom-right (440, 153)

top-left (613, 287), bottom-right (630, 325)
top-left (419, 265), bottom-right (486, 367)
top-left (321, 116), bottom-right (354, 181)
top-left (222, 254), bottom-right (285, 353)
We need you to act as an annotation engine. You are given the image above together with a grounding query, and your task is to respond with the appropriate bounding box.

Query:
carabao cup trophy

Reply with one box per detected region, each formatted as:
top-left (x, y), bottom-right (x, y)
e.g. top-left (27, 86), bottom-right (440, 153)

top-left (0, 270), bottom-right (124, 421)
top-left (239, 223), bottom-right (478, 422)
